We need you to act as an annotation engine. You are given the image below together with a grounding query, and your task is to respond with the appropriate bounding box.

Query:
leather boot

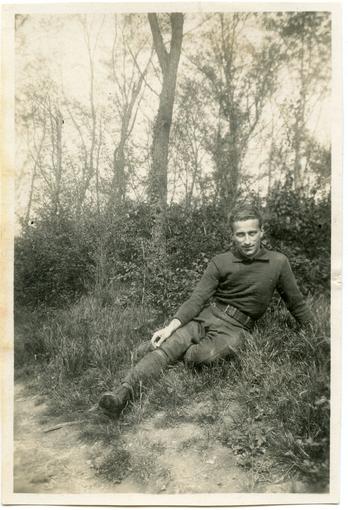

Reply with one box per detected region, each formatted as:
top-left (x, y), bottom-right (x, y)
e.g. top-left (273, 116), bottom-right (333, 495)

top-left (98, 385), bottom-right (131, 418)
top-left (99, 349), bottom-right (169, 419)
top-left (123, 349), bottom-right (169, 389)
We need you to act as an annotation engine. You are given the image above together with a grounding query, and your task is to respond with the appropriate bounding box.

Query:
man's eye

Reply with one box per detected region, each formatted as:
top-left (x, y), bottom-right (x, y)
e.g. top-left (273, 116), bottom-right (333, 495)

top-left (250, 232), bottom-right (257, 237)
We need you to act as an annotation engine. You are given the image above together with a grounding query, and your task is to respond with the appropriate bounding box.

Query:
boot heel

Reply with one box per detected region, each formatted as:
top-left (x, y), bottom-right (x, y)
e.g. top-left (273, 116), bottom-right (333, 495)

top-left (98, 387), bottom-right (130, 418)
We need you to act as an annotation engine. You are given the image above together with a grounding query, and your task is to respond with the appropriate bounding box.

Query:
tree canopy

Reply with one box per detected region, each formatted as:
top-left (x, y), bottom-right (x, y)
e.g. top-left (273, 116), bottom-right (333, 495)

top-left (16, 11), bottom-right (331, 224)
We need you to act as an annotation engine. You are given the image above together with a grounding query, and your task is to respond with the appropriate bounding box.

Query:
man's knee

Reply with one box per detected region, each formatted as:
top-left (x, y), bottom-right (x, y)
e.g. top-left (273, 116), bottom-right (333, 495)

top-left (183, 328), bottom-right (244, 366)
top-left (132, 340), bottom-right (154, 363)
top-left (159, 321), bottom-right (200, 361)
top-left (183, 342), bottom-right (235, 366)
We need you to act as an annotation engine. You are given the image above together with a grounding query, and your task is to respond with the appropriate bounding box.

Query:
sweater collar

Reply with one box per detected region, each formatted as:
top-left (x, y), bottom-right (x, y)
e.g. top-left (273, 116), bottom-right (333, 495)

top-left (231, 245), bottom-right (270, 262)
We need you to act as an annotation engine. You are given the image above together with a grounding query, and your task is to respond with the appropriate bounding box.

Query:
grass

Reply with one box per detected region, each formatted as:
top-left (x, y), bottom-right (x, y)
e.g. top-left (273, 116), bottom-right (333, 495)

top-left (14, 293), bottom-right (330, 491)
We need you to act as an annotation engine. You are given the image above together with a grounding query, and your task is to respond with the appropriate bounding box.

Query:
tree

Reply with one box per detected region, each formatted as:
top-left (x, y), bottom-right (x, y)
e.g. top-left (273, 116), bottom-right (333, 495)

top-left (147, 13), bottom-right (184, 260)
top-left (60, 15), bottom-right (105, 217)
top-left (264, 12), bottom-right (331, 190)
top-left (169, 78), bottom-right (213, 207)
top-left (108, 15), bottom-right (153, 206)
top-left (191, 14), bottom-right (281, 211)
top-left (18, 80), bottom-right (65, 222)
top-left (21, 98), bottom-right (47, 226)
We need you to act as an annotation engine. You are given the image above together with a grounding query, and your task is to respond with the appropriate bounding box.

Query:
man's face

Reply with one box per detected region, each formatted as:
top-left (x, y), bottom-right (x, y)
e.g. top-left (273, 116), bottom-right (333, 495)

top-left (232, 218), bottom-right (264, 258)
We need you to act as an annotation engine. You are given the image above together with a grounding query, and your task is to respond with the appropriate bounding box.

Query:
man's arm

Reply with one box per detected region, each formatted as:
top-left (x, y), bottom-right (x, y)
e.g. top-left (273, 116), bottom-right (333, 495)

top-left (173, 259), bottom-right (220, 325)
top-left (276, 256), bottom-right (315, 326)
top-left (150, 259), bottom-right (220, 348)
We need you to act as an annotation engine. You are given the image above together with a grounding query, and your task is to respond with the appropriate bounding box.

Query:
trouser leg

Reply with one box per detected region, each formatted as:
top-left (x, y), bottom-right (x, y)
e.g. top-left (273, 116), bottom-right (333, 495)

top-left (183, 326), bottom-right (244, 366)
top-left (159, 320), bottom-right (202, 361)
top-left (131, 340), bottom-right (156, 362)
top-left (99, 349), bottom-right (169, 417)
top-left (122, 320), bottom-right (201, 393)
top-left (122, 349), bottom-right (169, 393)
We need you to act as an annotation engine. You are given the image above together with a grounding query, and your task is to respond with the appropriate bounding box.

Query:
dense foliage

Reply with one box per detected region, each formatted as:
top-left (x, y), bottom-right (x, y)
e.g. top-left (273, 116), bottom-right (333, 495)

top-left (15, 184), bottom-right (330, 314)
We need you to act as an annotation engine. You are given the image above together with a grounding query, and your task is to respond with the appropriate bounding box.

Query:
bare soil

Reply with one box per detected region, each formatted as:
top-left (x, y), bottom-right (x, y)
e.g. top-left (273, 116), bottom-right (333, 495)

top-left (14, 381), bottom-right (311, 494)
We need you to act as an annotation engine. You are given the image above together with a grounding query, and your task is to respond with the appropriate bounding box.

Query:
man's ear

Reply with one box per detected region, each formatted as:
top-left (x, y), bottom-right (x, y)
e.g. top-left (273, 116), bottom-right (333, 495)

top-left (260, 227), bottom-right (265, 239)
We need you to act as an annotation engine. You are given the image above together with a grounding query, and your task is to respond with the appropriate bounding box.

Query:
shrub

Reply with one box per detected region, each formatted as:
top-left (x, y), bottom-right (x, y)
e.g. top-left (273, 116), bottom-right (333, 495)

top-left (14, 211), bottom-right (95, 307)
top-left (14, 186), bottom-right (330, 313)
top-left (265, 184), bottom-right (330, 295)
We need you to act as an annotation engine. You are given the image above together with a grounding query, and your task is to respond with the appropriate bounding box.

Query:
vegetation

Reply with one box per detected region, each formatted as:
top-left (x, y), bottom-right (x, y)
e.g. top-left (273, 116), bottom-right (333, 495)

top-left (14, 11), bottom-right (331, 492)
top-left (15, 289), bottom-right (330, 489)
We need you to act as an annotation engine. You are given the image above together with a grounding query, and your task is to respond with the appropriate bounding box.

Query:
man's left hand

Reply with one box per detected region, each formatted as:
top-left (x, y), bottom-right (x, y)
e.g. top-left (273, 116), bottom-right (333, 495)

top-left (150, 318), bottom-right (182, 349)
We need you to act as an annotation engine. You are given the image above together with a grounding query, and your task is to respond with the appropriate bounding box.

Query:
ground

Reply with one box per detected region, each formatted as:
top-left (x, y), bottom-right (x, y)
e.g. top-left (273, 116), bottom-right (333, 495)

top-left (13, 380), bottom-right (314, 495)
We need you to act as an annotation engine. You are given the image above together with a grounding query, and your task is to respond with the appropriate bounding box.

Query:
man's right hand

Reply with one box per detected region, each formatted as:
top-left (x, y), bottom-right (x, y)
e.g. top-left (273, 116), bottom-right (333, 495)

top-left (150, 319), bottom-right (181, 349)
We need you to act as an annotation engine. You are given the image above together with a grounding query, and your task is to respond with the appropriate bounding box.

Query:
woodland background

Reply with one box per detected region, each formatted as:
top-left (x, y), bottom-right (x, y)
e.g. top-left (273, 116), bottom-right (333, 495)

top-left (14, 11), bottom-right (331, 490)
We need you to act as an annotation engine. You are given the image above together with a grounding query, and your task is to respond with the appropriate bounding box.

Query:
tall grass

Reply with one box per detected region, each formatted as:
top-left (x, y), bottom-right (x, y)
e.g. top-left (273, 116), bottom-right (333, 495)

top-left (15, 295), bottom-right (158, 412)
top-left (15, 293), bottom-right (330, 488)
top-left (218, 295), bottom-right (330, 484)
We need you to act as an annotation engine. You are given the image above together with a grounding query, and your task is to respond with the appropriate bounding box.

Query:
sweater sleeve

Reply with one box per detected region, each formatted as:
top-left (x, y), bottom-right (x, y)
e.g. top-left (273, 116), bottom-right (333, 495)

top-left (276, 256), bottom-right (315, 326)
top-left (173, 260), bottom-right (220, 326)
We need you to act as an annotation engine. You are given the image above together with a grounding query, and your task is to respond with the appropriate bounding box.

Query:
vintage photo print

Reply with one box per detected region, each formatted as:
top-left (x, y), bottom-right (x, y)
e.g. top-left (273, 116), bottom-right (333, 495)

top-left (1, 1), bottom-right (342, 506)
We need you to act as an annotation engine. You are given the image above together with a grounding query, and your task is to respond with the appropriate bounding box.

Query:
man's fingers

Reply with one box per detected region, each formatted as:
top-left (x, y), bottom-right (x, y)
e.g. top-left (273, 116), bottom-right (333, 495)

top-left (151, 330), bottom-right (164, 347)
top-left (151, 335), bottom-right (160, 347)
top-left (155, 335), bottom-right (167, 347)
top-left (151, 332), bottom-right (170, 348)
top-left (150, 332), bottom-right (160, 343)
top-left (150, 327), bottom-right (173, 348)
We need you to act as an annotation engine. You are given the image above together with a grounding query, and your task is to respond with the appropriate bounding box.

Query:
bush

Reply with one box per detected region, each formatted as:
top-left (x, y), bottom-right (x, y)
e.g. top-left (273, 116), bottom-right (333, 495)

top-left (265, 184), bottom-right (330, 295)
top-left (15, 186), bottom-right (330, 313)
top-left (15, 212), bottom-right (95, 307)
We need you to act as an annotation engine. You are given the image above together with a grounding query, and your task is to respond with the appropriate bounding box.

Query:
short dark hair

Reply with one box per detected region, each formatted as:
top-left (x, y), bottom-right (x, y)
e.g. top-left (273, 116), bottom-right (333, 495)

top-left (229, 206), bottom-right (263, 231)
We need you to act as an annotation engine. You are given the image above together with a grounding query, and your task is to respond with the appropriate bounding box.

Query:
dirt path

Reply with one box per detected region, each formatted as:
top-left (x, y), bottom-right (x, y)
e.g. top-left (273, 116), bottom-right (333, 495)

top-left (14, 381), bottom-right (307, 494)
top-left (14, 382), bottom-right (141, 493)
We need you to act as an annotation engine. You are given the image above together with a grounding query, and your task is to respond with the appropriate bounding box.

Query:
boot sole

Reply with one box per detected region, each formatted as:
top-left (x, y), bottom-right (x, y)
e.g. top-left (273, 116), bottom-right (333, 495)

top-left (98, 392), bottom-right (125, 419)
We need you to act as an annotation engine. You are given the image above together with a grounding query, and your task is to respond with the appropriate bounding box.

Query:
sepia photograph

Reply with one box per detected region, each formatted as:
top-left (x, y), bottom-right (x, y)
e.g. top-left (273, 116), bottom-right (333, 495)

top-left (1, 1), bottom-right (342, 506)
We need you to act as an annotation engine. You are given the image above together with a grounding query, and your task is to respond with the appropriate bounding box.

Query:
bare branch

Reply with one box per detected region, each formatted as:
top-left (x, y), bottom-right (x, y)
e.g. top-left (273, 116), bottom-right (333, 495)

top-left (111, 15), bottom-right (127, 105)
top-left (127, 44), bottom-right (158, 97)
top-left (182, 14), bottom-right (214, 37)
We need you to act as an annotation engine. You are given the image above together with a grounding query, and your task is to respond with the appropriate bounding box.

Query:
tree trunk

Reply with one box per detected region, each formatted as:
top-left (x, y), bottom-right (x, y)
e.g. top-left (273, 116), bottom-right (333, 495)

top-left (112, 140), bottom-right (127, 203)
top-left (109, 37), bottom-right (150, 207)
top-left (51, 107), bottom-right (63, 220)
top-left (293, 30), bottom-right (306, 190)
top-left (25, 121), bottom-right (46, 225)
top-left (147, 13), bottom-right (184, 268)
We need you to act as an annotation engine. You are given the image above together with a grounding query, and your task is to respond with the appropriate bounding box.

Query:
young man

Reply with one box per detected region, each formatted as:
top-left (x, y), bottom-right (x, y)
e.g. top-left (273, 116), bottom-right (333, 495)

top-left (99, 207), bottom-right (314, 418)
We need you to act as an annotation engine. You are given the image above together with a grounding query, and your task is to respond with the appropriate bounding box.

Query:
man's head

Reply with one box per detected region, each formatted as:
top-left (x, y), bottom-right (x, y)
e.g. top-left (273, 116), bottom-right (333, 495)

top-left (230, 207), bottom-right (264, 259)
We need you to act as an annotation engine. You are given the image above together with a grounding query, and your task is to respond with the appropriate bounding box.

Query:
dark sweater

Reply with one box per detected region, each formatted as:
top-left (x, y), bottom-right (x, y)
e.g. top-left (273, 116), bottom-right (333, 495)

top-left (174, 247), bottom-right (314, 327)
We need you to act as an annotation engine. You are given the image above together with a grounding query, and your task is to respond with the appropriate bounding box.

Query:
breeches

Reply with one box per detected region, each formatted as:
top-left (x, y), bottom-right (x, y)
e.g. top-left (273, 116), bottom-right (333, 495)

top-left (160, 305), bottom-right (246, 364)
top-left (122, 305), bottom-right (249, 390)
